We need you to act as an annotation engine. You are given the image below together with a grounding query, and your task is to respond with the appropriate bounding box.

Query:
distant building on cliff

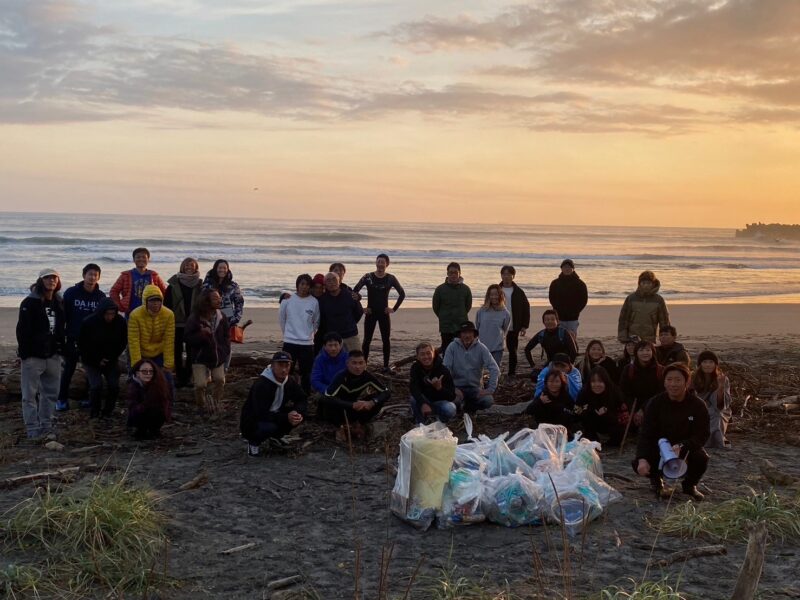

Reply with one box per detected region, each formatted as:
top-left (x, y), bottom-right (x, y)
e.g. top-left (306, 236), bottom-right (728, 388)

top-left (735, 223), bottom-right (800, 240)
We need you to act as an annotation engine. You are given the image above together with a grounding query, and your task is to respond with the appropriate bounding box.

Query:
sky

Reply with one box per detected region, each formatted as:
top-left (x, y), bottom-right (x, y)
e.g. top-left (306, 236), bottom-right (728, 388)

top-left (1, 0), bottom-right (799, 226)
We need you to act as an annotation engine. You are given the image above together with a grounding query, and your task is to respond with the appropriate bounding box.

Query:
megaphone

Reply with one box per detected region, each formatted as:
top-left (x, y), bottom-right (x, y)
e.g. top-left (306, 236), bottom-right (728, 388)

top-left (658, 438), bottom-right (687, 480)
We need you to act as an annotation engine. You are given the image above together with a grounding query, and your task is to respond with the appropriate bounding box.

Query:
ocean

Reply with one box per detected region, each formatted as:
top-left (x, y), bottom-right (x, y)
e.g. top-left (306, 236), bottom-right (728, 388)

top-left (1, 212), bottom-right (799, 308)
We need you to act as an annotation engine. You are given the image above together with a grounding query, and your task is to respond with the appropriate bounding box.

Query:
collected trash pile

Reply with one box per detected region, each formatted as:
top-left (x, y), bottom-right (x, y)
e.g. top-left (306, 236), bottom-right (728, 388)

top-left (391, 419), bottom-right (621, 533)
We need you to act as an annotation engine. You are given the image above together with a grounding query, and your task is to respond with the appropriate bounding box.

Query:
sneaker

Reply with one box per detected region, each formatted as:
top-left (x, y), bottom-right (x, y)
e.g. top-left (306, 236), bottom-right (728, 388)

top-left (55, 400), bottom-right (69, 412)
top-left (247, 443), bottom-right (260, 457)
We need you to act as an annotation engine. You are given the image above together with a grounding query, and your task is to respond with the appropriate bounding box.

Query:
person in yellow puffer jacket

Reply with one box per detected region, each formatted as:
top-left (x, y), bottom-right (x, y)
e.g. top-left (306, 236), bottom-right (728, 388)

top-left (128, 285), bottom-right (176, 371)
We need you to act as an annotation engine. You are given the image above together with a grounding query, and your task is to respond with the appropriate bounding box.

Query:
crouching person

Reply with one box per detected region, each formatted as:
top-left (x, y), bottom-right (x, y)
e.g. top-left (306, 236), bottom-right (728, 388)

top-left (78, 298), bottom-right (127, 418)
top-left (127, 359), bottom-right (171, 440)
top-left (320, 351), bottom-right (389, 441)
top-left (184, 290), bottom-right (230, 415)
top-left (633, 363), bottom-right (710, 501)
top-left (443, 321), bottom-right (499, 414)
top-left (240, 351), bottom-right (306, 457)
top-left (409, 342), bottom-right (457, 424)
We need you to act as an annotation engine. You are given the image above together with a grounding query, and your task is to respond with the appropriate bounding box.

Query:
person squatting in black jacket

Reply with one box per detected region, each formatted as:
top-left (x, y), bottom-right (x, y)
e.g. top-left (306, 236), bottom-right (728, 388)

top-left (524, 309), bottom-right (579, 369)
top-left (78, 298), bottom-right (127, 418)
top-left (634, 362), bottom-right (710, 501)
top-left (320, 350), bottom-right (390, 441)
top-left (240, 351), bottom-right (307, 457)
top-left (16, 268), bottom-right (66, 440)
top-left (409, 342), bottom-right (457, 424)
top-left (499, 265), bottom-right (531, 378)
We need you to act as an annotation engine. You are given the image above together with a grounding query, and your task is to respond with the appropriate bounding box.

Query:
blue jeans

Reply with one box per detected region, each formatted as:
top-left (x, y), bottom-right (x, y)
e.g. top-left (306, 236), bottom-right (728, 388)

top-left (86, 363), bottom-right (120, 417)
top-left (560, 320), bottom-right (579, 341)
top-left (490, 350), bottom-right (503, 368)
top-left (456, 387), bottom-right (494, 413)
top-left (409, 395), bottom-right (458, 424)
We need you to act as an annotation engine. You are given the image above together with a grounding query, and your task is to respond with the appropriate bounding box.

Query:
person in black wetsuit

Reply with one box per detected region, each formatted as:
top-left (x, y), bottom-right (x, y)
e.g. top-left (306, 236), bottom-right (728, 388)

top-left (353, 254), bottom-right (405, 373)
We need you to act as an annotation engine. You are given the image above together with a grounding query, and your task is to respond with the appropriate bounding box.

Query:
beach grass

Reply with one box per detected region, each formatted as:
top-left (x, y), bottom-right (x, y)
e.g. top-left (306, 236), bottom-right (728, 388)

top-left (1, 474), bottom-right (168, 599)
top-left (597, 577), bottom-right (687, 600)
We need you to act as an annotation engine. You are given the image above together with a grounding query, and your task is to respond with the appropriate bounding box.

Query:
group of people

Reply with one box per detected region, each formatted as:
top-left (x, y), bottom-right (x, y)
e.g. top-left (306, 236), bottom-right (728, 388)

top-left (17, 251), bottom-right (725, 500)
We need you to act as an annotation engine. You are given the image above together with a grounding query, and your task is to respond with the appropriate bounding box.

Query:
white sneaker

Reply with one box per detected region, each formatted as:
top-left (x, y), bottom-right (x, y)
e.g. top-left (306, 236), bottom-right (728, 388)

top-left (247, 443), bottom-right (260, 457)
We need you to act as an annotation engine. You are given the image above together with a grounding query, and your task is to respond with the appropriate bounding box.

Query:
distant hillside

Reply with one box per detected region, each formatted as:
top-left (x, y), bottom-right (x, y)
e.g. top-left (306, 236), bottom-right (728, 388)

top-left (735, 223), bottom-right (800, 240)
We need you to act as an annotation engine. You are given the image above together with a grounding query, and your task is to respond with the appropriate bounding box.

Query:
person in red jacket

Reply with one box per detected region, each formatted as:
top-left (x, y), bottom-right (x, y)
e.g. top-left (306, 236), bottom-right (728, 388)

top-left (109, 247), bottom-right (166, 316)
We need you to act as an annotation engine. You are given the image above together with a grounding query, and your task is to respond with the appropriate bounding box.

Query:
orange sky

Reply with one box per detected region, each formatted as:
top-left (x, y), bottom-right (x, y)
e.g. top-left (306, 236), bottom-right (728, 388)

top-left (1, 1), bottom-right (799, 226)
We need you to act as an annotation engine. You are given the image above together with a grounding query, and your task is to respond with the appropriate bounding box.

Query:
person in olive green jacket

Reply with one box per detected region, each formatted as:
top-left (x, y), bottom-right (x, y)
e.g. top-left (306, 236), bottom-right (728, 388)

top-left (617, 270), bottom-right (670, 343)
top-left (164, 258), bottom-right (203, 388)
top-left (432, 262), bottom-right (472, 353)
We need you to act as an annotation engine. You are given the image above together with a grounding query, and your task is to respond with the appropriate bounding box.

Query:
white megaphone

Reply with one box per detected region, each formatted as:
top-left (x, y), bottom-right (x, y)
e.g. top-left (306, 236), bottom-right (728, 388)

top-left (658, 438), bottom-right (687, 480)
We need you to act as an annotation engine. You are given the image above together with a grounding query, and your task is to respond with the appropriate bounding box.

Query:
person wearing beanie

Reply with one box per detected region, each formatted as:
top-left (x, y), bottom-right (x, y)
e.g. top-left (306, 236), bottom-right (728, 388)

top-left (617, 270), bottom-right (670, 343)
top-left (127, 284), bottom-right (176, 374)
top-left (310, 332), bottom-right (349, 396)
top-left (548, 259), bottom-right (588, 341)
top-left (16, 268), bottom-right (66, 440)
top-left (691, 350), bottom-right (732, 449)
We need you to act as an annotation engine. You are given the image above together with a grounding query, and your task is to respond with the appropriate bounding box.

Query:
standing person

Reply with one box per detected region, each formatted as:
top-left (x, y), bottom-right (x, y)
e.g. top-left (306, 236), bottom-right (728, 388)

top-left (329, 262), bottom-right (362, 301)
top-left (499, 266), bottom-right (530, 379)
top-left (575, 366), bottom-right (624, 446)
top-left (311, 273), bottom-right (327, 354)
top-left (619, 340), bottom-right (664, 428)
top-left (164, 257), bottom-right (202, 388)
top-left (127, 359), bottom-right (172, 440)
top-left (240, 351), bottom-right (307, 457)
top-left (524, 309), bottom-right (578, 370)
top-left (353, 254), bottom-right (406, 373)
top-left (548, 259), bottom-right (588, 340)
top-left (409, 342), bottom-right (457, 424)
top-left (127, 285), bottom-right (176, 378)
top-left (16, 268), bottom-right (65, 440)
top-left (617, 270), bottom-right (670, 343)
top-left (279, 274), bottom-right (320, 393)
top-left (655, 326), bottom-right (691, 367)
top-left (692, 351), bottom-right (732, 449)
top-left (634, 363), bottom-right (710, 501)
top-left (57, 263), bottom-right (106, 411)
top-left (443, 321), bottom-right (499, 414)
top-left (203, 259), bottom-right (244, 349)
top-left (475, 284), bottom-right (511, 368)
top-left (184, 289), bottom-right (230, 415)
top-left (109, 247), bottom-right (166, 316)
top-left (579, 339), bottom-right (620, 383)
top-left (432, 262), bottom-right (472, 354)
top-left (318, 272), bottom-right (364, 353)
top-left (527, 370), bottom-right (574, 429)
top-left (78, 298), bottom-right (127, 419)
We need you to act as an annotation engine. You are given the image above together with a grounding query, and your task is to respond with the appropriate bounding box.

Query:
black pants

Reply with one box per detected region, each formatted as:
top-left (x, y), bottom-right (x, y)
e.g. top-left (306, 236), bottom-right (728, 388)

top-left (506, 330), bottom-right (521, 376)
top-left (282, 342), bottom-right (315, 394)
top-left (580, 412), bottom-right (624, 446)
top-left (633, 447), bottom-right (709, 487)
top-left (58, 337), bottom-right (80, 401)
top-left (528, 399), bottom-right (572, 429)
top-left (128, 407), bottom-right (166, 440)
top-left (174, 326), bottom-right (193, 386)
top-left (318, 396), bottom-right (381, 426)
top-left (362, 313), bottom-right (391, 367)
top-left (245, 420), bottom-right (293, 445)
top-left (440, 332), bottom-right (456, 356)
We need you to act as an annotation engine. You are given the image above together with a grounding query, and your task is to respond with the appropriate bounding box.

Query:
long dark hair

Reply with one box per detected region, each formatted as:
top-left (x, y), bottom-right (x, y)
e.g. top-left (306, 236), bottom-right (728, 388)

top-left (585, 365), bottom-right (615, 398)
top-left (31, 277), bottom-right (62, 295)
top-left (131, 359), bottom-right (171, 416)
top-left (633, 340), bottom-right (657, 369)
top-left (581, 339), bottom-right (606, 379)
top-left (692, 364), bottom-right (723, 394)
top-left (207, 259), bottom-right (233, 289)
top-left (195, 288), bottom-right (218, 319)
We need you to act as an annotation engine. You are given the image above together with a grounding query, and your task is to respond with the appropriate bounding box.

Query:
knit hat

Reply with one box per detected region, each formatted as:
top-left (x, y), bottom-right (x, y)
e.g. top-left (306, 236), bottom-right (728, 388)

top-left (697, 350), bottom-right (719, 365)
top-left (312, 273), bottom-right (325, 286)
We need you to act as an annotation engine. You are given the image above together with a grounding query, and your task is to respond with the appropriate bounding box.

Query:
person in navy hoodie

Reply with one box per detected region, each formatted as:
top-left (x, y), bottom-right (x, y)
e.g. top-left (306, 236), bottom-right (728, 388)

top-left (57, 263), bottom-right (106, 411)
top-left (310, 332), bottom-right (349, 397)
top-left (318, 272), bottom-right (363, 353)
top-left (78, 298), bottom-right (127, 418)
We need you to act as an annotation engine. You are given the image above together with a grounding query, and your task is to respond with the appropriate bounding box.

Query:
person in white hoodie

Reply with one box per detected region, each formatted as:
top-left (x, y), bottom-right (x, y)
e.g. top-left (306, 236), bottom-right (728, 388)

top-left (240, 351), bottom-right (307, 457)
top-left (279, 274), bottom-right (320, 393)
top-left (443, 321), bottom-right (500, 414)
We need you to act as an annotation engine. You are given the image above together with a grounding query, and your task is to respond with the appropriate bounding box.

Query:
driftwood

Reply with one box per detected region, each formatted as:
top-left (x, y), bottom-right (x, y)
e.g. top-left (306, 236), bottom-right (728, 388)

top-left (391, 355), bottom-right (416, 369)
top-left (176, 448), bottom-right (204, 457)
top-left (219, 542), bottom-right (257, 555)
top-left (267, 575), bottom-right (303, 590)
top-left (648, 545), bottom-right (727, 568)
top-left (1, 466), bottom-right (82, 489)
top-left (618, 398), bottom-right (638, 455)
top-left (730, 522), bottom-right (768, 600)
top-left (759, 459), bottom-right (799, 486)
top-left (178, 470), bottom-right (209, 491)
top-left (71, 444), bottom-right (105, 454)
top-left (763, 395), bottom-right (800, 413)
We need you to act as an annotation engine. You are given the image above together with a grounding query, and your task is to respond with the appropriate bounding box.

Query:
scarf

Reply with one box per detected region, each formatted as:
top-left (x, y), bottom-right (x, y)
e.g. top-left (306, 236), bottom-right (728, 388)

top-left (177, 272), bottom-right (200, 287)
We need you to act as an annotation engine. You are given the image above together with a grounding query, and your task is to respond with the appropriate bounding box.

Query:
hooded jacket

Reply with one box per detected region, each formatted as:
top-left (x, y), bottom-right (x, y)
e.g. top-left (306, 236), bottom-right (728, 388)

top-left (164, 274), bottom-right (202, 327)
top-left (310, 348), bottom-right (349, 394)
top-left (78, 298), bottom-right (127, 368)
top-left (442, 337), bottom-right (499, 392)
top-left (655, 342), bottom-right (691, 367)
top-left (409, 355), bottom-right (457, 406)
top-left (16, 289), bottom-right (65, 360)
top-left (184, 308), bottom-right (231, 368)
top-left (110, 269), bottom-right (166, 314)
top-left (534, 365), bottom-right (582, 400)
top-left (636, 391), bottom-right (710, 461)
top-left (203, 270), bottom-right (244, 326)
top-left (499, 282), bottom-right (530, 333)
top-left (617, 279), bottom-right (670, 342)
top-left (432, 278), bottom-right (472, 334)
top-left (548, 272), bottom-right (588, 321)
top-left (63, 281), bottom-right (106, 339)
top-left (240, 366), bottom-right (308, 439)
top-left (127, 285), bottom-right (176, 369)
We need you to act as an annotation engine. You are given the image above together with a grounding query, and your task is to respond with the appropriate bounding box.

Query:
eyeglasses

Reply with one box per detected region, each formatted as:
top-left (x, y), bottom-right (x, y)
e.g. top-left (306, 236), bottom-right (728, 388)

top-left (138, 369), bottom-right (154, 374)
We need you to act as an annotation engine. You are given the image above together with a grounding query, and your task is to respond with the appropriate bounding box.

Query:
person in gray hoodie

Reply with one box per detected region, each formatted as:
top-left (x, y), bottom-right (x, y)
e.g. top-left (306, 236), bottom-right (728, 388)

top-left (240, 351), bottom-right (307, 457)
top-left (443, 321), bottom-right (499, 413)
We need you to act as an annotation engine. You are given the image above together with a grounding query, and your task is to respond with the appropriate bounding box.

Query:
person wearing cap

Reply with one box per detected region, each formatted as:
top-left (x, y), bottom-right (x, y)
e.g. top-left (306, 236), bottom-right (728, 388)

top-left (318, 271), bottom-right (364, 353)
top-left (524, 309), bottom-right (578, 370)
top-left (655, 326), bottom-right (691, 368)
top-left (16, 268), bottom-right (66, 440)
top-left (279, 273), bottom-right (320, 393)
top-left (618, 270), bottom-right (670, 343)
top-left (548, 259), bottom-right (588, 340)
top-left (442, 321), bottom-right (499, 414)
top-left (310, 332), bottom-right (349, 396)
top-left (533, 352), bottom-right (582, 400)
top-left (692, 350), bottom-right (732, 449)
top-left (432, 262), bottom-right (472, 354)
top-left (240, 351), bottom-right (307, 457)
top-left (109, 247), bottom-right (166, 316)
top-left (634, 362), bottom-right (710, 501)
top-left (499, 265), bottom-right (531, 379)
top-left (409, 341), bottom-right (457, 424)
top-left (127, 285), bottom-right (176, 375)
top-left (320, 350), bottom-right (390, 441)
